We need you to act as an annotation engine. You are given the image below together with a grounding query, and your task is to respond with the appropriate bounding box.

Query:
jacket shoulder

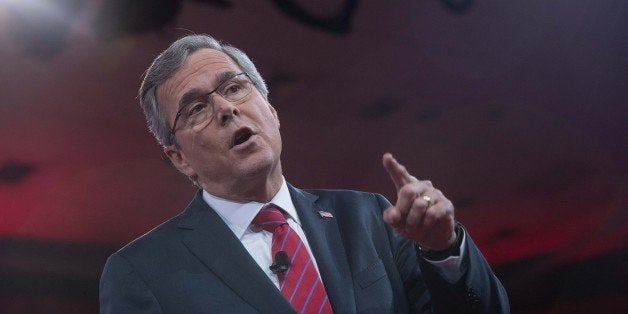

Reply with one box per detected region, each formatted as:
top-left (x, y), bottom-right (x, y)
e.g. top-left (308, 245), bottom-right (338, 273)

top-left (302, 188), bottom-right (391, 208)
top-left (111, 210), bottom-right (186, 262)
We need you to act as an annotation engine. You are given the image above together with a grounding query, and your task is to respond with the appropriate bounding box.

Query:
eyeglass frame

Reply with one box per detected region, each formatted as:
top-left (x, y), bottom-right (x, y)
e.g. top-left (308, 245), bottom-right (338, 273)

top-left (168, 72), bottom-right (255, 144)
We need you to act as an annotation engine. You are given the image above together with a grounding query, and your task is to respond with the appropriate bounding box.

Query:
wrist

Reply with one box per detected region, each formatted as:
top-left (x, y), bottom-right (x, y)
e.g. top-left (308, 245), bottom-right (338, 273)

top-left (416, 223), bottom-right (463, 261)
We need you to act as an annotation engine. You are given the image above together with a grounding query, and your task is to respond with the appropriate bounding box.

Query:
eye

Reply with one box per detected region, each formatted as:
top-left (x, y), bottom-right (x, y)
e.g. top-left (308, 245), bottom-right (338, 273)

top-left (221, 81), bottom-right (244, 96)
top-left (186, 102), bottom-right (208, 117)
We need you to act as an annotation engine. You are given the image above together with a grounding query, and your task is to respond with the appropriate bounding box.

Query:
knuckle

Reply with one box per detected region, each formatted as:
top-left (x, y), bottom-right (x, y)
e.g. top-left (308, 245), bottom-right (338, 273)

top-left (422, 208), bottom-right (436, 221)
top-left (443, 200), bottom-right (454, 212)
top-left (428, 208), bottom-right (443, 221)
top-left (399, 185), bottom-right (417, 197)
top-left (429, 207), bottom-right (449, 223)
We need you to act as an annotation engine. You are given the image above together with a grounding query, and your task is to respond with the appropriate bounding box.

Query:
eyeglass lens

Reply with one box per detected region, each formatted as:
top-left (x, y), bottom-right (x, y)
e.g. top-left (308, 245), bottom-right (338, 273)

top-left (181, 73), bottom-right (252, 128)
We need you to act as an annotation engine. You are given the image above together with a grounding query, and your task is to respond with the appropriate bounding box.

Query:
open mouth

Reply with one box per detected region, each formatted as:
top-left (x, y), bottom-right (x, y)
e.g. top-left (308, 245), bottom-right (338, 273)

top-left (232, 127), bottom-right (254, 147)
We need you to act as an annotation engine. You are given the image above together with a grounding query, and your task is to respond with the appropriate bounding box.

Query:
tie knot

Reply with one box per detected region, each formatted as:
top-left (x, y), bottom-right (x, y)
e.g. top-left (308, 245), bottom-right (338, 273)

top-left (253, 206), bottom-right (287, 233)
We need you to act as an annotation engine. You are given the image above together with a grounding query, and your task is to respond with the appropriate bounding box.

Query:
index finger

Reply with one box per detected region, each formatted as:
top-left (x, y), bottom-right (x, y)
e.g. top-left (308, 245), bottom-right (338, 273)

top-left (382, 153), bottom-right (416, 191)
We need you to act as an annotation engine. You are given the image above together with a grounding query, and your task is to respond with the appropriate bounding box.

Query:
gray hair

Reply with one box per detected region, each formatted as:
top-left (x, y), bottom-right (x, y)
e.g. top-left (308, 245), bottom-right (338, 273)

top-left (139, 34), bottom-right (269, 147)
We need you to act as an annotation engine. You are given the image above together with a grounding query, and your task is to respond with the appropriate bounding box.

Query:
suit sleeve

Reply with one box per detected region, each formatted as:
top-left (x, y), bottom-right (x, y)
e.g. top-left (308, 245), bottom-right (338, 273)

top-left (99, 254), bottom-right (163, 314)
top-left (373, 193), bottom-right (510, 313)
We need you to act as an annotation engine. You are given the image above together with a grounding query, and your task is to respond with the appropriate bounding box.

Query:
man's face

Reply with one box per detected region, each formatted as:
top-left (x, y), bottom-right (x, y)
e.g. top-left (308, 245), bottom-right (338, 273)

top-left (157, 48), bottom-right (282, 200)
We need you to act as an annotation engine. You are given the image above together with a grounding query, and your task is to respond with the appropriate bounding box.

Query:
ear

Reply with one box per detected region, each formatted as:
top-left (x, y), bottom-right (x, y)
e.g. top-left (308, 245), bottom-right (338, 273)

top-left (164, 145), bottom-right (197, 178)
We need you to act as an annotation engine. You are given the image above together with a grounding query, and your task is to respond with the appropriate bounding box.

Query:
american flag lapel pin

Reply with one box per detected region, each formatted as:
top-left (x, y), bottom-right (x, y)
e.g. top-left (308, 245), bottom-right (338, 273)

top-left (318, 210), bottom-right (334, 218)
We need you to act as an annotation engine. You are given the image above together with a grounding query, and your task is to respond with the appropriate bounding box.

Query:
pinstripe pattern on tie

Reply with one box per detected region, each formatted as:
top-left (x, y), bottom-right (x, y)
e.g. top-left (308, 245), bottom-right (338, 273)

top-left (253, 206), bottom-right (333, 314)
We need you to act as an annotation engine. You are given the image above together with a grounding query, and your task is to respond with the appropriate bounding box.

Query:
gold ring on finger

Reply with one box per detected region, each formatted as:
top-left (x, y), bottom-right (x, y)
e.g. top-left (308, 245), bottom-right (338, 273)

top-left (422, 195), bottom-right (432, 208)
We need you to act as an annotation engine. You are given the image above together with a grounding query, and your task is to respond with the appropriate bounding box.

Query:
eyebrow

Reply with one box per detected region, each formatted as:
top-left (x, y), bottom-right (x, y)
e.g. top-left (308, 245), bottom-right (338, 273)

top-left (215, 71), bottom-right (239, 86)
top-left (176, 71), bottom-right (239, 111)
top-left (177, 88), bottom-right (204, 112)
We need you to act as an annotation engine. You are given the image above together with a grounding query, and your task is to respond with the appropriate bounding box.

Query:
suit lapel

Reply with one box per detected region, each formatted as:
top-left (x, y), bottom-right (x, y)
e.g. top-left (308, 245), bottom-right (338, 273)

top-left (177, 192), bottom-right (295, 314)
top-left (288, 184), bottom-right (355, 313)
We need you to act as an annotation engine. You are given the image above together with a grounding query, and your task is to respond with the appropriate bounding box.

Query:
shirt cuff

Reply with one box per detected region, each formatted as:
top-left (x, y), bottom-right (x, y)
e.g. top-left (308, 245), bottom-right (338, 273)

top-left (422, 230), bottom-right (466, 283)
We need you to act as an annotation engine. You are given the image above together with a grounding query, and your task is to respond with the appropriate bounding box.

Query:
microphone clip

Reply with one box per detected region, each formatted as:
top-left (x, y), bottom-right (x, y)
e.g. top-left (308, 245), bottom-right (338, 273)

top-left (270, 251), bottom-right (291, 274)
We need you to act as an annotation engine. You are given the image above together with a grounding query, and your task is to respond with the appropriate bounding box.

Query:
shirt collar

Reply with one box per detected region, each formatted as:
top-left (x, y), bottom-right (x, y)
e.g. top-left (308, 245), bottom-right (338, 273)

top-left (202, 177), bottom-right (300, 239)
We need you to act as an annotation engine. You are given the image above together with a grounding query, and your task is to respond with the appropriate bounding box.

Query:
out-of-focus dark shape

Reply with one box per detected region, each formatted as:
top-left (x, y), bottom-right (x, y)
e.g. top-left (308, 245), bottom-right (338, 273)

top-left (416, 108), bottom-right (443, 122)
top-left (0, 237), bottom-right (114, 313)
top-left (438, 0), bottom-right (474, 13)
top-left (0, 161), bottom-right (36, 185)
top-left (271, 0), bottom-right (359, 34)
top-left (519, 161), bottom-right (595, 197)
top-left (361, 97), bottom-right (403, 119)
top-left (92, 0), bottom-right (182, 40)
top-left (189, 0), bottom-right (232, 9)
top-left (497, 246), bottom-right (628, 313)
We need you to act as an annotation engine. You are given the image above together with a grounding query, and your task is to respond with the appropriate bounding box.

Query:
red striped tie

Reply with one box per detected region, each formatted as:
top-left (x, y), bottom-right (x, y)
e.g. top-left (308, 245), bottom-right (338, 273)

top-left (253, 206), bottom-right (333, 314)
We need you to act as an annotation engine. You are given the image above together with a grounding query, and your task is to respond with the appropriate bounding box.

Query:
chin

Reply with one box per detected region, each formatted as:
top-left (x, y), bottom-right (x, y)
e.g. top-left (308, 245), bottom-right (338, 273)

top-left (240, 154), bottom-right (279, 179)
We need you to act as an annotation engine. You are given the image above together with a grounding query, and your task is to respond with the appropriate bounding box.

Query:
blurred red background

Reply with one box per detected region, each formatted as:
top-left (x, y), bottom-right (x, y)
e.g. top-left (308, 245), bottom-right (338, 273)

top-left (1, 0), bottom-right (626, 313)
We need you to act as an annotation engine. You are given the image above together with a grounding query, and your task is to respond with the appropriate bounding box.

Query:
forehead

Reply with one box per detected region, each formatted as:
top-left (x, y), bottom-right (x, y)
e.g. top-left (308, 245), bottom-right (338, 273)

top-left (157, 48), bottom-right (242, 113)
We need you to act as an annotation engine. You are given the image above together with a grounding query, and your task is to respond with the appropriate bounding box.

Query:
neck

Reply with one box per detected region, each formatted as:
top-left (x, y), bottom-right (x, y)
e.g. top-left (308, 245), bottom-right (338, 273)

top-left (200, 165), bottom-right (283, 203)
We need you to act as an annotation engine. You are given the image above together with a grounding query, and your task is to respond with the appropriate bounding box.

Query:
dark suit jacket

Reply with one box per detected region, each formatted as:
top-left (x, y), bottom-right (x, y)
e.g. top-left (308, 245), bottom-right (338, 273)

top-left (100, 184), bottom-right (509, 313)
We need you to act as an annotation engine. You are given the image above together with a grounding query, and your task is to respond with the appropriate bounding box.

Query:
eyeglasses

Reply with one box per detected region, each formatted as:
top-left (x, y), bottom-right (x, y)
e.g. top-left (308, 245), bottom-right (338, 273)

top-left (169, 72), bottom-right (254, 143)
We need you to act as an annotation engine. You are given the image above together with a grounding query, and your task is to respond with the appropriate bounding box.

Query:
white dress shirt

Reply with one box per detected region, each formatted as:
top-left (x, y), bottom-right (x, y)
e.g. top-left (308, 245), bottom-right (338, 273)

top-left (203, 178), bottom-right (320, 288)
top-left (203, 177), bottom-right (465, 287)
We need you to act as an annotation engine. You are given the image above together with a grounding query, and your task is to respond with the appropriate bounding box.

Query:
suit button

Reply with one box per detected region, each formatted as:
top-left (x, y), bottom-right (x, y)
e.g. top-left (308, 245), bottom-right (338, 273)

top-left (466, 287), bottom-right (480, 310)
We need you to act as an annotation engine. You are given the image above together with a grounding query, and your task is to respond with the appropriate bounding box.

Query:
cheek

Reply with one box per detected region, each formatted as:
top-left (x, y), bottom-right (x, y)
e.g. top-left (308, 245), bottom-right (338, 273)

top-left (262, 106), bottom-right (280, 128)
top-left (184, 131), bottom-right (224, 156)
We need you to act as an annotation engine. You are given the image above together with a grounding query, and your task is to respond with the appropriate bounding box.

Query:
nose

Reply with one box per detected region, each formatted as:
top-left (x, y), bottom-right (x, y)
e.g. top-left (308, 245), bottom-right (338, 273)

top-left (211, 95), bottom-right (240, 126)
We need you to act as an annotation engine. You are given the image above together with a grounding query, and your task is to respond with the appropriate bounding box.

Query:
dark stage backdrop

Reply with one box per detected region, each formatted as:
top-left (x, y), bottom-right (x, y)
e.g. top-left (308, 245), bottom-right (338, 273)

top-left (1, 1), bottom-right (626, 313)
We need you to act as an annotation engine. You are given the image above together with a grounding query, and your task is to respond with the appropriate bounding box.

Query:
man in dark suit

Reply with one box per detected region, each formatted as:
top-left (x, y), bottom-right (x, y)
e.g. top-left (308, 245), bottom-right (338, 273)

top-left (100, 34), bottom-right (509, 313)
